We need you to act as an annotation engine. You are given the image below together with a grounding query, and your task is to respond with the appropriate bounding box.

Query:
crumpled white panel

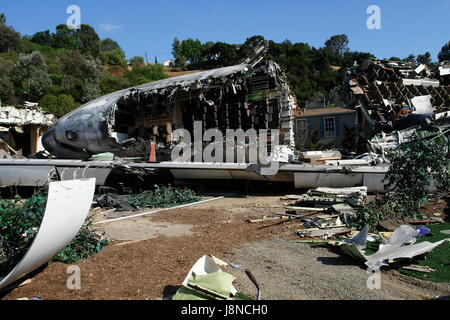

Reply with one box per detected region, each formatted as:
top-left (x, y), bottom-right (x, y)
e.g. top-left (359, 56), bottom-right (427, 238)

top-left (0, 178), bottom-right (96, 291)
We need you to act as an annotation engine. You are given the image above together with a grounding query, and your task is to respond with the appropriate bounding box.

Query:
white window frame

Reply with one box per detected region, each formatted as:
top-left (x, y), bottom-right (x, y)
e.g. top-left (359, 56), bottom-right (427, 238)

top-left (324, 116), bottom-right (336, 138)
top-left (296, 119), bottom-right (308, 139)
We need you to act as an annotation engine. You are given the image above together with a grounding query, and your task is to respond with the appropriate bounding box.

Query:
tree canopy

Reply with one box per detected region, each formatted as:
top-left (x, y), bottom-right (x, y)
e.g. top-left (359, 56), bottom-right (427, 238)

top-left (1, 10), bottom-right (447, 118)
top-left (438, 41), bottom-right (450, 62)
top-left (0, 13), bottom-right (166, 115)
top-left (101, 38), bottom-right (122, 52)
top-left (324, 34), bottom-right (349, 56)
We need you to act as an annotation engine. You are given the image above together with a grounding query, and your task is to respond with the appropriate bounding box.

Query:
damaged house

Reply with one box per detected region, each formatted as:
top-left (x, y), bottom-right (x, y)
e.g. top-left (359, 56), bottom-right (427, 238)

top-left (337, 59), bottom-right (450, 155)
top-left (0, 103), bottom-right (56, 158)
top-left (42, 44), bottom-right (297, 161)
top-left (341, 59), bottom-right (450, 131)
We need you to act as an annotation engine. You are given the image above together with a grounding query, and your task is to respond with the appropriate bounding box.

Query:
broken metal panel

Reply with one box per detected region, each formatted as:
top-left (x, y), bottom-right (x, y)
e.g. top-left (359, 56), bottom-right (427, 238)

top-left (0, 159), bottom-right (115, 186)
top-left (402, 78), bottom-right (440, 87)
top-left (173, 254), bottom-right (237, 300)
top-left (338, 225), bottom-right (450, 269)
top-left (362, 173), bottom-right (386, 193)
top-left (0, 165), bottom-right (53, 187)
top-left (0, 165), bottom-right (112, 187)
top-left (294, 172), bottom-right (363, 189)
top-left (55, 167), bottom-right (112, 185)
top-left (0, 178), bottom-right (96, 291)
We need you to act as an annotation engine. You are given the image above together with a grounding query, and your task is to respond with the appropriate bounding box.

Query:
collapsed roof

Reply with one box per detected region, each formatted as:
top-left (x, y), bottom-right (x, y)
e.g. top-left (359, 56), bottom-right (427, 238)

top-left (339, 59), bottom-right (450, 133)
top-left (43, 44), bottom-right (297, 159)
top-left (0, 105), bottom-right (56, 127)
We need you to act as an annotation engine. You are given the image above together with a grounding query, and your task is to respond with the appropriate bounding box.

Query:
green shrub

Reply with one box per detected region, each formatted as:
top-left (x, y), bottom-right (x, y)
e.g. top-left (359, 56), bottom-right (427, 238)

top-left (0, 192), bottom-right (108, 276)
top-left (52, 221), bottom-right (109, 264)
top-left (127, 186), bottom-right (198, 209)
top-left (384, 132), bottom-right (450, 215)
top-left (0, 193), bottom-right (46, 275)
top-left (350, 131), bottom-right (449, 230)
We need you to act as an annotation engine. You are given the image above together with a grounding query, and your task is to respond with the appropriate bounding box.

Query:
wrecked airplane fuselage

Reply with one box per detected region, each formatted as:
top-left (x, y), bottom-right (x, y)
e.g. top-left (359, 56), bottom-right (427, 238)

top-left (43, 60), bottom-right (297, 159)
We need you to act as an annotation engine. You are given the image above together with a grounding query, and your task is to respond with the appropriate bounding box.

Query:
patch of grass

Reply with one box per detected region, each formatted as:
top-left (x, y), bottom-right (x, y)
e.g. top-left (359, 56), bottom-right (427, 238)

top-left (399, 222), bottom-right (450, 282)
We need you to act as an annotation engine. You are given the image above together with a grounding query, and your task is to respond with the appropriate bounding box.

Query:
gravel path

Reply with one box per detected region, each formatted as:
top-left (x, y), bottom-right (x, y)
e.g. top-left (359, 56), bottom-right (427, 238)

top-left (227, 238), bottom-right (450, 300)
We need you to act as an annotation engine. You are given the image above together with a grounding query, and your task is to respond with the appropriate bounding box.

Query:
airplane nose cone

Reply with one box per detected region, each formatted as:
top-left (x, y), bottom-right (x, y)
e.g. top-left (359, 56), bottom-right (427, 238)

top-left (42, 126), bottom-right (89, 159)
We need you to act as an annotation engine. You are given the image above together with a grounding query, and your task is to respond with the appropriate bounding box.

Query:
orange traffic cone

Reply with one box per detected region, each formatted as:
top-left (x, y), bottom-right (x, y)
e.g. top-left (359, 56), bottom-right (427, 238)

top-left (149, 142), bottom-right (156, 162)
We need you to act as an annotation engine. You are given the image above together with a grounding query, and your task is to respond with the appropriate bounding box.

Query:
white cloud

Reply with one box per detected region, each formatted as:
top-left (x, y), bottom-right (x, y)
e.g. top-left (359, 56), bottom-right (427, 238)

top-left (99, 23), bottom-right (123, 32)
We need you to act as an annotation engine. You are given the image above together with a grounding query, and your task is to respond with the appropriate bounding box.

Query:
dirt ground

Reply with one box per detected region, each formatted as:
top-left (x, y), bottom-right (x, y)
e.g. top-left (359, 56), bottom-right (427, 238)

top-left (1, 194), bottom-right (450, 300)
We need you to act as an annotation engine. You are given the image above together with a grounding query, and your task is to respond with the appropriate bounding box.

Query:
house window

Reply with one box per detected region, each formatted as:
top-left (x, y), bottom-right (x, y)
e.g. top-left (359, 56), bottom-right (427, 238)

top-left (296, 119), bottom-right (307, 139)
top-left (324, 117), bottom-right (336, 137)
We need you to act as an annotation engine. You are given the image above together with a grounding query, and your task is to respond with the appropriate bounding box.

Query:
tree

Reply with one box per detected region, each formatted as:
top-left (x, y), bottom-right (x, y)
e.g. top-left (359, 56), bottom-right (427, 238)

top-left (127, 64), bottom-right (167, 86)
top-left (324, 34), bottom-right (349, 56)
top-left (77, 24), bottom-right (100, 57)
top-left (416, 52), bottom-right (432, 65)
top-left (384, 133), bottom-right (449, 217)
top-left (0, 24), bottom-right (21, 53)
top-left (52, 24), bottom-right (80, 51)
top-left (238, 35), bottom-right (265, 60)
top-left (81, 79), bottom-right (102, 103)
top-left (100, 74), bottom-right (131, 95)
top-left (172, 37), bottom-right (181, 60)
top-left (58, 51), bottom-right (103, 103)
top-left (0, 13), bottom-right (6, 25)
top-left (202, 42), bottom-right (238, 68)
top-left (30, 30), bottom-right (53, 47)
top-left (40, 93), bottom-right (78, 115)
top-left (0, 56), bottom-right (14, 102)
top-left (11, 51), bottom-right (51, 101)
top-left (129, 56), bottom-right (145, 68)
top-left (438, 41), bottom-right (450, 62)
top-left (405, 54), bottom-right (416, 62)
top-left (173, 38), bottom-right (203, 69)
top-left (99, 49), bottom-right (127, 67)
top-left (100, 38), bottom-right (122, 52)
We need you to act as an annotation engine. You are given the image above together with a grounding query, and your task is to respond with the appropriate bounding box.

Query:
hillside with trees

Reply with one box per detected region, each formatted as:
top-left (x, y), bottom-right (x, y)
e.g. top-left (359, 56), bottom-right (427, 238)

top-left (1, 12), bottom-right (448, 116)
top-left (0, 13), bottom-right (167, 116)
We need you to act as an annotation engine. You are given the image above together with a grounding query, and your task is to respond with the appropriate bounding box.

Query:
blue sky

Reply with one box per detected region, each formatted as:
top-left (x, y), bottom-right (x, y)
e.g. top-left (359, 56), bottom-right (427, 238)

top-left (2, 0), bottom-right (449, 61)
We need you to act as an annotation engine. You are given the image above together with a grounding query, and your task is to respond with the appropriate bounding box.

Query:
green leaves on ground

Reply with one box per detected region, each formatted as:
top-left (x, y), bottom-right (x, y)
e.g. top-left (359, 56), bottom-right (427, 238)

top-left (127, 186), bottom-right (198, 209)
top-left (0, 192), bottom-right (108, 276)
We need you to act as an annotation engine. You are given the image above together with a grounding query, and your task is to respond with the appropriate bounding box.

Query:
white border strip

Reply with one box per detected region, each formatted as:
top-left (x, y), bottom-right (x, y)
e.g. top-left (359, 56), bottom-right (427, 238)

top-left (93, 196), bottom-right (225, 225)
